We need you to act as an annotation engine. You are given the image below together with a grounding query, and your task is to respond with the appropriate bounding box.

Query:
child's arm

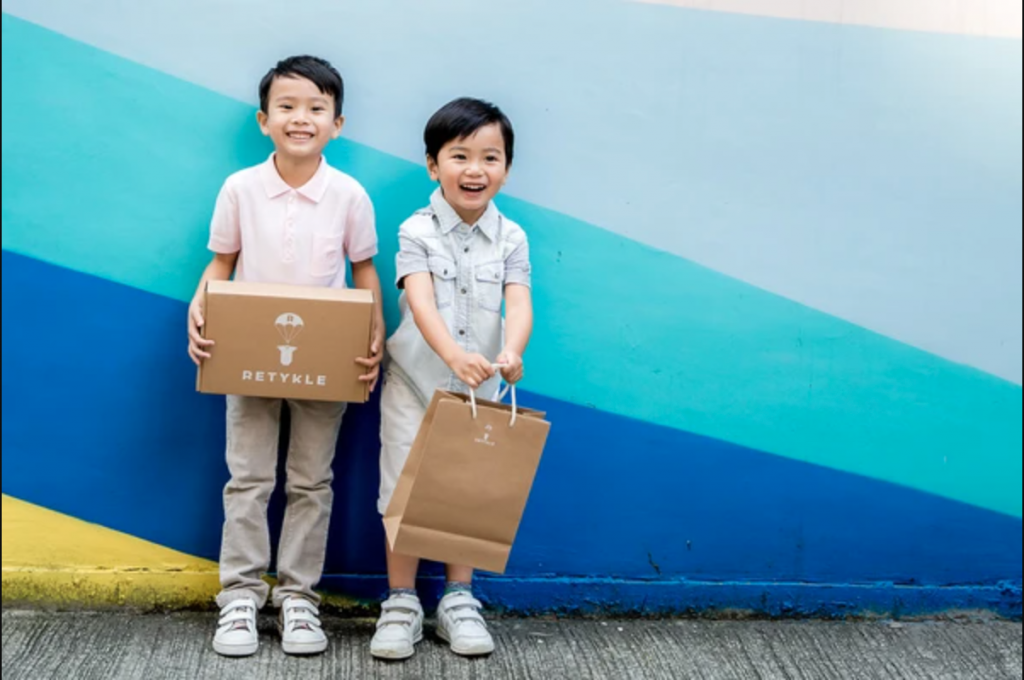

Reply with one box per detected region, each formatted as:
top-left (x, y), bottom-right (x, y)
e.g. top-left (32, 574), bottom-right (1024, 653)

top-left (188, 253), bottom-right (238, 365)
top-left (352, 258), bottom-right (386, 392)
top-left (497, 284), bottom-right (533, 384)
top-left (404, 272), bottom-right (496, 389)
top-left (497, 232), bottom-right (533, 385)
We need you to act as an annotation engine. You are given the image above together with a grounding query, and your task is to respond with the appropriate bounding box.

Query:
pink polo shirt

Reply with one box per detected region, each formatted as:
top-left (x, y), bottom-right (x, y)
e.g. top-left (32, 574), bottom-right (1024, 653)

top-left (208, 154), bottom-right (378, 288)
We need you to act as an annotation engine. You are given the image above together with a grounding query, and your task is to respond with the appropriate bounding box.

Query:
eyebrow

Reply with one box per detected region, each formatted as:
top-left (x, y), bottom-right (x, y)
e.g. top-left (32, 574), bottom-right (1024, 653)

top-left (449, 146), bottom-right (504, 154)
top-left (274, 95), bottom-right (330, 103)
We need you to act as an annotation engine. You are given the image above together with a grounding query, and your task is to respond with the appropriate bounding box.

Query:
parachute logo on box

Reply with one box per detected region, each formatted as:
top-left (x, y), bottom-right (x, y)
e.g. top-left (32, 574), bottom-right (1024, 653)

top-left (275, 313), bottom-right (304, 367)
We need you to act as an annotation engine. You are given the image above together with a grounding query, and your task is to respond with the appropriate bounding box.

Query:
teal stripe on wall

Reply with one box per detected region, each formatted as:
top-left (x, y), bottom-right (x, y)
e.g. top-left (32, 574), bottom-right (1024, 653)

top-left (3, 14), bottom-right (1020, 517)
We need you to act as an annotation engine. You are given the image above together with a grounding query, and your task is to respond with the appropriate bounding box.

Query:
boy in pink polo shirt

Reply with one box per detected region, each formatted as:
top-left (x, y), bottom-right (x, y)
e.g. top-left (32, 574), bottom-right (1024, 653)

top-left (186, 56), bottom-right (385, 658)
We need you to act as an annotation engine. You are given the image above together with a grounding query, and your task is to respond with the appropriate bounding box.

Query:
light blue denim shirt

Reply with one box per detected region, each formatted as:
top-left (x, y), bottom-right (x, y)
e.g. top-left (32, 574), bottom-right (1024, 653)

top-left (386, 189), bottom-right (532, 406)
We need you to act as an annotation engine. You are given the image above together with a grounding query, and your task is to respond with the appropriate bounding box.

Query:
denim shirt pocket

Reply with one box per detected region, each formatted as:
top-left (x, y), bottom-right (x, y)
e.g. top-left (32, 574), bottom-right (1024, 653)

top-left (475, 261), bottom-right (505, 313)
top-left (429, 255), bottom-right (457, 309)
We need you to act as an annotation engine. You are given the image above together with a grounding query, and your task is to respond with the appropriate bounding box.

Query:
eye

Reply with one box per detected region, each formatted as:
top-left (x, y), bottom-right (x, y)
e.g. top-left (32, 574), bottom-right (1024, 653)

top-left (453, 154), bottom-right (467, 160)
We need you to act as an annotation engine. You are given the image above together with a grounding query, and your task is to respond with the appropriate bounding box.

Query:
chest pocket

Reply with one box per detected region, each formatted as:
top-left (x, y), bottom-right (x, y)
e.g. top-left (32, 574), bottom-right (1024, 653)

top-left (429, 255), bottom-right (457, 309)
top-left (310, 232), bottom-right (343, 279)
top-left (475, 261), bottom-right (505, 313)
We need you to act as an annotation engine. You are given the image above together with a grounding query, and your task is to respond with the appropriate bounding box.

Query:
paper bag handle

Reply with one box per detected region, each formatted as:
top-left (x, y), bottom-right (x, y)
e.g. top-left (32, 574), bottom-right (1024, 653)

top-left (467, 364), bottom-right (518, 427)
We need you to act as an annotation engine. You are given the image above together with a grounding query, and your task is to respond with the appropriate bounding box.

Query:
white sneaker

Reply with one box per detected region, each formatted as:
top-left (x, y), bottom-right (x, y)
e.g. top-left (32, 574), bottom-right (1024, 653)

top-left (436, 591), bottom-right (495, 657)
top-left (213, 598), bottom-right (259, 657)
top-left (370, 593), bottom-right (424, 660)
top-left (278, 597), bottom-right (328, 656)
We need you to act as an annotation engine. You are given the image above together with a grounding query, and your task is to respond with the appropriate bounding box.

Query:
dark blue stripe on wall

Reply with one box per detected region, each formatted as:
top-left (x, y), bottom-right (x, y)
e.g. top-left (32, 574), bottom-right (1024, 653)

top-left (2, 251), bottom-right (1019, 607)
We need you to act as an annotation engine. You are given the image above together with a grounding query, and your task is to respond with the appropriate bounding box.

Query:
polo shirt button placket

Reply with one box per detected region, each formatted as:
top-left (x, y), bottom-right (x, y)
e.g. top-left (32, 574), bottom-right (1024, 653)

top-left (283, 192), bottom-right (297, 263)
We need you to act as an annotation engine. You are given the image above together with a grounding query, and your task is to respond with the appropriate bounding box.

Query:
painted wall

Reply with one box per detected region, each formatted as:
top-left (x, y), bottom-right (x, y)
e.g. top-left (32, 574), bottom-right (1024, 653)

top-left (2, 1), bottom-right (1021, 617)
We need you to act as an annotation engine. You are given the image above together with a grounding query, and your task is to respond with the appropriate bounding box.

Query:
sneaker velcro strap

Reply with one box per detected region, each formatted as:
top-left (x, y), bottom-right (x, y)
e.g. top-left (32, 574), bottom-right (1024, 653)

top-left (382, 595), bottom-right (421, 613)
top-left (285, 609), bottom-right (321, 626)
top-left (451, 608), bottom-right (486, 625)
top-left (444, 593), bottom-right (484, 611)
top-left (378, 609), bottom-right (417, 628)
top-left (285, 599), bottom-right (320, 616)
top-left (284, 614), bottom-right (319, 630)
top-left (219, 609), bottom-right (255, 626)
top-left (221, 600), bottom-right (255, 614)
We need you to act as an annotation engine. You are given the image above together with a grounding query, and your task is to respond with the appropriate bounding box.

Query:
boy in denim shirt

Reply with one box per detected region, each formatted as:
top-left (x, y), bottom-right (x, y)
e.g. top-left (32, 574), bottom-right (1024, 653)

top-left (372, 98), bottom-right (533, 660)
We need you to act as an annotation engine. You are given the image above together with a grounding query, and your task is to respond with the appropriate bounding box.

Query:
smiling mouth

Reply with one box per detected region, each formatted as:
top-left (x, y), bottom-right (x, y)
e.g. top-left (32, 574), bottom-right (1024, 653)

top-left (460, 184), bottom-right (486, 193)
top-left (287, 132), bottom-right (314, 141)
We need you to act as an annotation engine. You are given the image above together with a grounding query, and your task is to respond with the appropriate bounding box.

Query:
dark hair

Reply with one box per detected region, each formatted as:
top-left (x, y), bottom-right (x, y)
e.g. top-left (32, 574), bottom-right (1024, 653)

top-left (424, 98), bottom-right (514, 167)
top-left (259, 56), bottom-right (344, 118)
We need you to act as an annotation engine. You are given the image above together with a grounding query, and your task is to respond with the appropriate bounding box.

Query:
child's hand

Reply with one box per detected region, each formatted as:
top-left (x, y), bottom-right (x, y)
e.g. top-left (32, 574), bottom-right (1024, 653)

top-left (448, 351), bottom-right (496, 389)
top-left (356, 316), bottom-right (385, 392)
top-left (497, 350), bottom-right (524, 384)
top-left (187, 297), bottom-right (214, 366)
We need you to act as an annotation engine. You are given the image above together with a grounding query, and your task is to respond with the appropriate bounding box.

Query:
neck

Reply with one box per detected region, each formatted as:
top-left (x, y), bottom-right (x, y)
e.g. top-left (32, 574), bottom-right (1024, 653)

top-left (455, 208), bottom-right (487, 226)
top-left (442, 192), bottom-right (488, 226)
top-left (275, 154), bottom-right (321, 189)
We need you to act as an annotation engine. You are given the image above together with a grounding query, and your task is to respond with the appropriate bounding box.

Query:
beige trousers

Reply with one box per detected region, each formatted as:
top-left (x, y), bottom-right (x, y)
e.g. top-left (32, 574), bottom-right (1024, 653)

top-left (216, 395), bottom-right (346, 609)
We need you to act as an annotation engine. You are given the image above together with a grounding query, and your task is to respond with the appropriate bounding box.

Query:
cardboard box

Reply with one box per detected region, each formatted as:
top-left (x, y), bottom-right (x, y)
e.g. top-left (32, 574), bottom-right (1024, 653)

top-left (197, 280), bottom-right (374, 403)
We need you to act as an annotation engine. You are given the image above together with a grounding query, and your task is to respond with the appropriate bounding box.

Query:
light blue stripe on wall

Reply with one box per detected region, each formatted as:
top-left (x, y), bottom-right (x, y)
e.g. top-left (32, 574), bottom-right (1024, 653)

top-left (4, 0), bottom-right (1020, 384)
top-left (3, 14), bottom-right (1021, 518)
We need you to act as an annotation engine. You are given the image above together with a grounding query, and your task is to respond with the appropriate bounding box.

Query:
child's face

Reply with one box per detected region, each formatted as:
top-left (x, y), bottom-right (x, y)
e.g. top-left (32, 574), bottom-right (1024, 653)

top-left (258, 75), bottom-right (343, 162)
top-left (427, 123), bottom-right (509, 225)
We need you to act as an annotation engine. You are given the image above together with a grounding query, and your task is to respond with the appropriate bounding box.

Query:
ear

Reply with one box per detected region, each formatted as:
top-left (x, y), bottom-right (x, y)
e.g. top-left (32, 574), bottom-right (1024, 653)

top-left (332, 114), bottom-right (346, 139)
top-left (257, 110), bottom-right (270, 137)
top-left (426, 155), bottom-right (440, 182)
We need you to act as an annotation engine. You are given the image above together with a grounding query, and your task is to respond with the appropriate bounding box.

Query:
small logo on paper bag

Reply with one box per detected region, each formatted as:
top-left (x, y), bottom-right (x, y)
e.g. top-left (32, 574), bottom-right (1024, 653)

top-left (275, 313), bottom-right (304, 367)
top-left (475, 424), bottom-right (497, 447)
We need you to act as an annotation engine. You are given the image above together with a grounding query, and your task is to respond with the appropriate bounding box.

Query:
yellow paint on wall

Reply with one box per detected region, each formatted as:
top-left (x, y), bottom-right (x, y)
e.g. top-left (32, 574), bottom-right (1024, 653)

top-left (1, 494), bottom-right (221, 609)
top-left (1, 495), bottom-right (361, 611)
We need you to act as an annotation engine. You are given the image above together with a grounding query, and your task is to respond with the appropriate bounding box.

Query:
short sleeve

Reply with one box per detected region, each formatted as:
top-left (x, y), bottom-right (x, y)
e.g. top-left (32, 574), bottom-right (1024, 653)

top-left (394, 219), bottom-right (431, 289)
top-left (207, 181), bottom-right (241, 254)
top-left (343, 190), bottom-right (378, 263)
top-left (504, 235), bottom-right (532, 288)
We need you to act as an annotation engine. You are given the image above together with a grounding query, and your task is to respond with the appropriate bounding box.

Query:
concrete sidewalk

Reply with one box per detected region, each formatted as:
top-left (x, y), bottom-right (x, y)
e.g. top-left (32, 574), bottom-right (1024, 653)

top-left (2, 610), bottom-right (1021, 680)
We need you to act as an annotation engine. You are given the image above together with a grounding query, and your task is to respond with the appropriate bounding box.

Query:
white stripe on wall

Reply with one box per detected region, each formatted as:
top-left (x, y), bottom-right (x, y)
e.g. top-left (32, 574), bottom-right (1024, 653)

top-left (633, 0), bottom-right (1023, 38)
